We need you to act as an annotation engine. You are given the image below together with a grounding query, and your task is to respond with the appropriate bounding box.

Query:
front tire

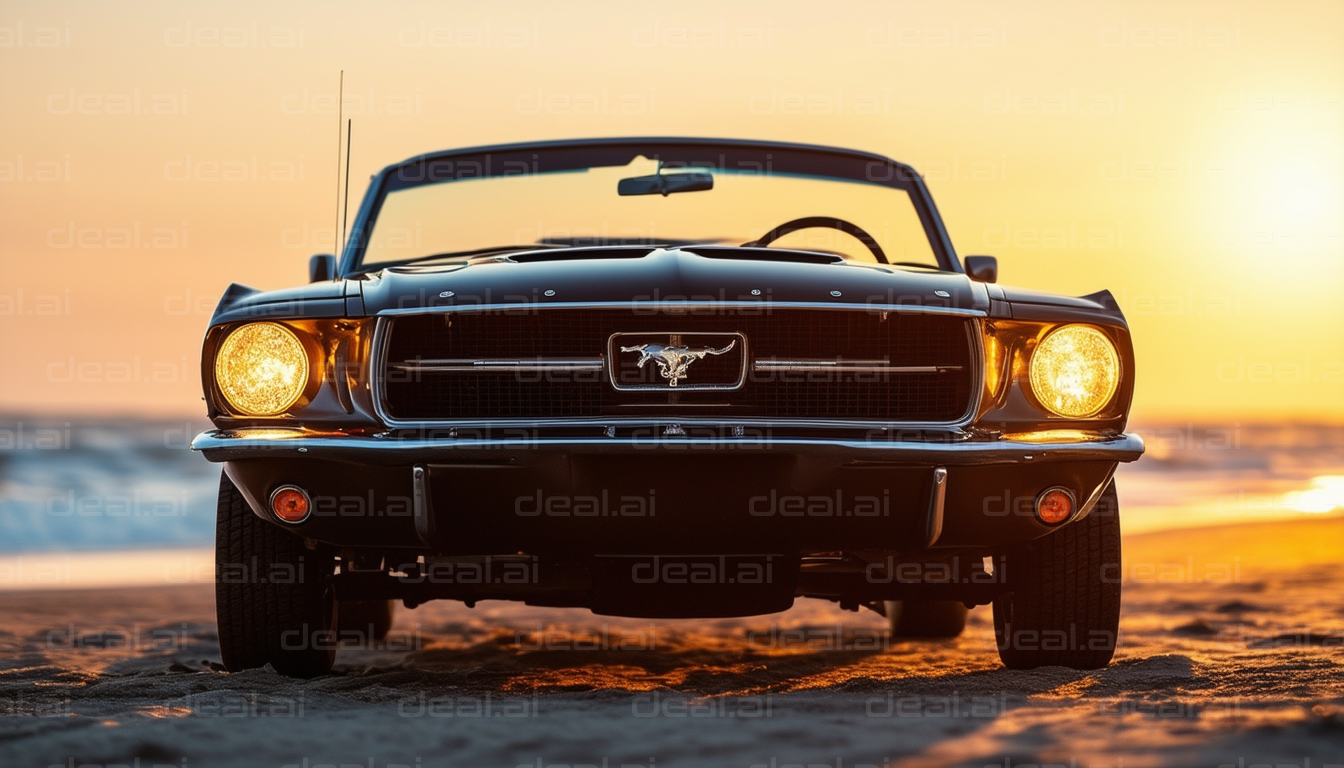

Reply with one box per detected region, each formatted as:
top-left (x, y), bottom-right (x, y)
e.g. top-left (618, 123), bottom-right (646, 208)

top-left (992, 480), bottom-right (1122, 670)
top-left (215, 472), bottom-right (338, 678)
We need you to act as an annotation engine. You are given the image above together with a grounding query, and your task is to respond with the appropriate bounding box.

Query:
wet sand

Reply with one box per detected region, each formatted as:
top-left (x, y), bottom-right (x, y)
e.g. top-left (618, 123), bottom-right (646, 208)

top-left (1, 517), bottom-right (1341, 768)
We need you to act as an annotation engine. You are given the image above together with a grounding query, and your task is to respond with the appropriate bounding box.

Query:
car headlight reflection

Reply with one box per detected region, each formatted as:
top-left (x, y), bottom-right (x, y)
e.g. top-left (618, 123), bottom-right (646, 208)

top-left (1028, 324), bottom-right (1120, 418)
top-left (215, 323), bottom-right (309, 416)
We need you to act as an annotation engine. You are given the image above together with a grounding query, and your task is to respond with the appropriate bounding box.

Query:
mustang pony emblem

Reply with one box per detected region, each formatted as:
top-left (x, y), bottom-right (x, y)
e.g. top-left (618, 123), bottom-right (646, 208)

top-left (620, 340), bottom-right (737, 387)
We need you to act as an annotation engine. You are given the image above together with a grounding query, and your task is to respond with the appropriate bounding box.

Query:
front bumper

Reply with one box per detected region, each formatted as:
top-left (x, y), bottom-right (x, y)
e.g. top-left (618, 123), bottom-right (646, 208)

top-left (193, 429), bottom-right (1143, 554)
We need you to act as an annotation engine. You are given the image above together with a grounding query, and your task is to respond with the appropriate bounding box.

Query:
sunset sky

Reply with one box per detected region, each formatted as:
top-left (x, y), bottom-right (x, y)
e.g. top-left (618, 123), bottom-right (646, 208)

top-left (2, 0), bottom-right (1341, 422)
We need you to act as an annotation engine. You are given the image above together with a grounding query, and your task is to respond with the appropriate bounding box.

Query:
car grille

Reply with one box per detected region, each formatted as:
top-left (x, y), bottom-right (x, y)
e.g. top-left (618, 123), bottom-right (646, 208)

top-left (378, 308), bottom-right (977, 423)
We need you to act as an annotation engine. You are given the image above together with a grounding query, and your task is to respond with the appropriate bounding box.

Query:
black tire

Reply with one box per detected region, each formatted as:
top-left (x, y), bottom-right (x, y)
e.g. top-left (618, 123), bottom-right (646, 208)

top-left (885, 600), bottom-right (969, 639)
top-left (338, 599), bottom-right (395, 642)
top-left (992, 480), bottom-right (1122, 670)
top-left (215, 472), bottom-right (338, 678)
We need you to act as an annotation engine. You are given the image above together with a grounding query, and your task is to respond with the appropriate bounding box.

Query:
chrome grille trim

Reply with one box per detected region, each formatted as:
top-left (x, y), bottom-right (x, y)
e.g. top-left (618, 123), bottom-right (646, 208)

top-left (753, 359), bottom-right (964, 374)
top-left (377, 300), bottom-right (987, 318)
top-left (369, 309), bottom-right (985, 430)
top-left (389, 357), bottom-right (604, 373)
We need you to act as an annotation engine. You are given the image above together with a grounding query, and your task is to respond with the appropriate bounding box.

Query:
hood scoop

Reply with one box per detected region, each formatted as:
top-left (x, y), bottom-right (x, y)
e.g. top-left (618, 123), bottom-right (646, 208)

top-left (507, 245), bottom-right (844, 265)
top-left (686, 246), bottom-right (844, 265)
top-left (506, 247), bottom-right (655, 263)
top-left (384, 263), bottom-right (470, 275)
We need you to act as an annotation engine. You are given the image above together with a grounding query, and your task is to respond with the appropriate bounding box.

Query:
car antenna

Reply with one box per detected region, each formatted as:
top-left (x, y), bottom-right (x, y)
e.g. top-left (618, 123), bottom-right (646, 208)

top-left (341, 118), bottom-right (352, 252)
top-left (333, 70), bottom-right (344, 255)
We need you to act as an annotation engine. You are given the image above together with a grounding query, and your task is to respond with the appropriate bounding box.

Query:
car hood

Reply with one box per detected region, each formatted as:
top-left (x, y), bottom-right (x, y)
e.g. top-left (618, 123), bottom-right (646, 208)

top-left (210, 247), bottom-right (1125, 326)
top-left (356, 246), bottom-right (988, 315)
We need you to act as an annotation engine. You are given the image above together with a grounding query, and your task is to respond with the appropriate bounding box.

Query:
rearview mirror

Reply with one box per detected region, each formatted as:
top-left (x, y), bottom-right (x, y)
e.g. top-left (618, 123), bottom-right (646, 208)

top-left (618, 171), bottom-right (714, 197)
top-left (309, 253), bottom-right (336, 283)
top-left (964, 255), bottom-right (997, 283)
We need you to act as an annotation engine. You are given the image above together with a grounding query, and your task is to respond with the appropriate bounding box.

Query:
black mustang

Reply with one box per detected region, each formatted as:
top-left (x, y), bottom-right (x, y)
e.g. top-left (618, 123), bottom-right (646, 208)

top-left (194, 138), bottom-right (1144, 677)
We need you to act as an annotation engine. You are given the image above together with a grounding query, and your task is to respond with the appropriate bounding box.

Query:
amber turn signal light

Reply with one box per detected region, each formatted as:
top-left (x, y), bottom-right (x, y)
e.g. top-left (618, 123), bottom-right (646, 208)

top-left (1035, 487), bottom-right (1075, 525)
top-left (270, 485), bottom-right (311, 523)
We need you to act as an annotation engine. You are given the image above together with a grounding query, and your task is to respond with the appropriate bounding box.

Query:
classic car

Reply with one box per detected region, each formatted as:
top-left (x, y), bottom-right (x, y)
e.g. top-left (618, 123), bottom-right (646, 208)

top-left (193, 138), bottom-right (1144, 677)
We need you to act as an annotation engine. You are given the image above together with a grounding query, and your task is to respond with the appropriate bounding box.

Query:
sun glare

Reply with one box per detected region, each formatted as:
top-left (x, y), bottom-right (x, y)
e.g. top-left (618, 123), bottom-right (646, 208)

top-left (1264, 159), bottom-right (1340, 224)
top-left (1288, 476), bottom-right (1344, 514)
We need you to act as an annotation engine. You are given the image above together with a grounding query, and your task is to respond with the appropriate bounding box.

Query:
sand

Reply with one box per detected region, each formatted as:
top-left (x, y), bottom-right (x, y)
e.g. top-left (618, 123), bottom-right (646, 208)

top-left (1, 517), bottom-right (1341, 768)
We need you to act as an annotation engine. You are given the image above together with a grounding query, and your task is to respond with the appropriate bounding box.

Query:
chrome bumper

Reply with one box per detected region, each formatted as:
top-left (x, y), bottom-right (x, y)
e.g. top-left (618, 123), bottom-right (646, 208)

top-left (192, 428), bottom-right (1144, 466)
top-left (198, 428), bottom-right (1142, 551)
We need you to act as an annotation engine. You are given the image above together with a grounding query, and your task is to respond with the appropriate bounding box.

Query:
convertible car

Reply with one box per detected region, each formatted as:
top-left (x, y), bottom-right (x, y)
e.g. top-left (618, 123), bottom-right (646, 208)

top-left (193, 138), bottom-right (1143, 677)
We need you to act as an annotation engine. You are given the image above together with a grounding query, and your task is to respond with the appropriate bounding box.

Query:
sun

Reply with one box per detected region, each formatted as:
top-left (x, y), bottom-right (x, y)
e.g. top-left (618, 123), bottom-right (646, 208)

top-left (1289, 476), bottom-right (1344, 514)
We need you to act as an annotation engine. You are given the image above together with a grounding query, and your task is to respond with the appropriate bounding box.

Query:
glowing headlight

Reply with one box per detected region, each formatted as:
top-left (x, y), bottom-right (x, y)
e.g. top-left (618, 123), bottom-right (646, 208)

top-left (1028, 324), bottom-right (1120, 418)
top-left (214, 323), bottom-right (309, 416)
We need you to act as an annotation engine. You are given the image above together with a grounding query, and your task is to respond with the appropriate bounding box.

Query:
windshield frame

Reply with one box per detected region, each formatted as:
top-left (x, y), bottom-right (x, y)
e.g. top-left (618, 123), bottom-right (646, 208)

top-left (339, 137), bottom-right (962, 277)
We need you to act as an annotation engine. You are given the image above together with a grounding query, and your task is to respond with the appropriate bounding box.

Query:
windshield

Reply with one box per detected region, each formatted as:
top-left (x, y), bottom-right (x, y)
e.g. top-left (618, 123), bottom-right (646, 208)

top-left (356, 151), bottom-right (943, 271)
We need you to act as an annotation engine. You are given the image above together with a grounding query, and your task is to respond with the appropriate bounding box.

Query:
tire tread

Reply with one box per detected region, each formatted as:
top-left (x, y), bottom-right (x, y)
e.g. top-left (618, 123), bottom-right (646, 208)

top-left (215, 472), bottom-right (336, 677)
top-left (994, 481), bottom-right (1121, 670)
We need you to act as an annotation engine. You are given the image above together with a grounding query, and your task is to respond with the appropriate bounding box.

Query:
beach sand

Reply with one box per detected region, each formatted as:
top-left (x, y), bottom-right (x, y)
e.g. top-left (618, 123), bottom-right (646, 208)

top-left (1, 517), bottom-right (1341, 768)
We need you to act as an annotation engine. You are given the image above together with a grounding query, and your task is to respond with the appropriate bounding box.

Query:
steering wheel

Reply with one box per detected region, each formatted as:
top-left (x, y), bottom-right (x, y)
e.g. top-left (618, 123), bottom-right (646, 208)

top-left (745, 216), bottom-right (888, 264)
